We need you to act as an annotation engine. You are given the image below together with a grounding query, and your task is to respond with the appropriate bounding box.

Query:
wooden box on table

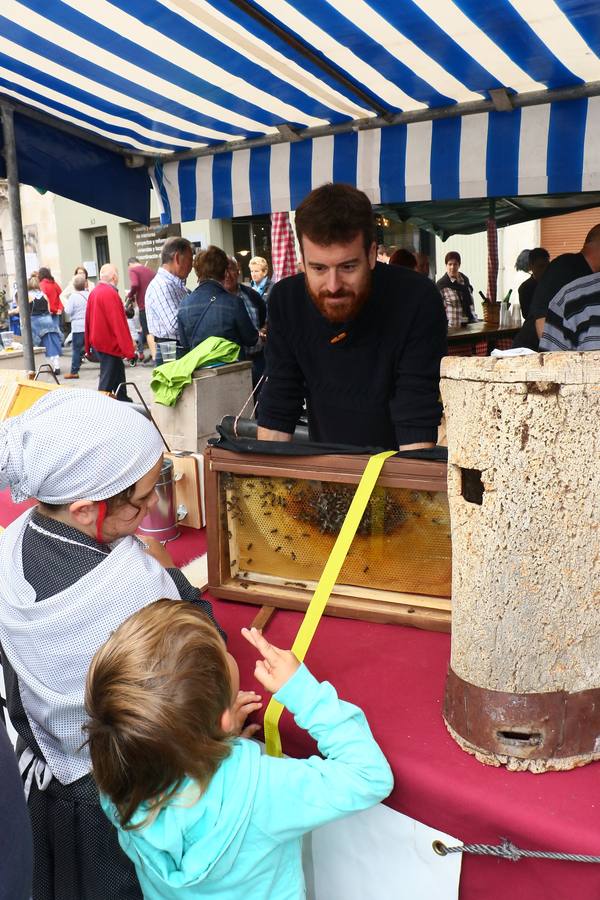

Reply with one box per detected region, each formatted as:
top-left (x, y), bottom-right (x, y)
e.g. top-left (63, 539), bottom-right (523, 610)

top-left (205, 447), bottom-right (452, 632)
top-left (151, 361), bottom-right (253, 452)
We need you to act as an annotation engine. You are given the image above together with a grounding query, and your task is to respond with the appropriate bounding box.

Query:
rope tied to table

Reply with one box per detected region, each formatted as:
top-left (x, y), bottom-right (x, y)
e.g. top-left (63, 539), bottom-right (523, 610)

top-left (433, 838), bottom-right (600, 864)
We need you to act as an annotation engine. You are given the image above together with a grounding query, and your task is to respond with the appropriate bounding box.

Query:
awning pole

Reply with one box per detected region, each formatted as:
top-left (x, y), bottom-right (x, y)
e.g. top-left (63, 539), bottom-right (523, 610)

top-left (486, 199), bottom-right (498, 305)
top-left (2, 104), bottom-right (35, 373)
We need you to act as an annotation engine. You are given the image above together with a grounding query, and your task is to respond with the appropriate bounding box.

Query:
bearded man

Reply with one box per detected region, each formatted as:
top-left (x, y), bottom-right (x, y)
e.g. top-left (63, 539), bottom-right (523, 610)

top-left (257, 183), bottom-right (447, 449)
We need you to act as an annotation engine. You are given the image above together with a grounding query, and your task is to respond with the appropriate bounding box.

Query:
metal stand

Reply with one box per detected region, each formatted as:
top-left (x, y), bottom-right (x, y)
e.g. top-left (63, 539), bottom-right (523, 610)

top-left (114, 381), bottom-right (171, 451)
top-left (33, 363), bottom-right (60, 384)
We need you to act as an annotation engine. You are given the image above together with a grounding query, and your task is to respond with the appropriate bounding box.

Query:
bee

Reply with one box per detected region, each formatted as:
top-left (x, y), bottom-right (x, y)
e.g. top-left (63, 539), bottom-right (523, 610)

top-left (246, 559), bottom-right (252, 565)
top-left (247, 543), bottom-right (253, 550)
top-left (291, 551), bottom-right (297, 561)
top-left (227, 530), bottom-right (232, 539)
top-left (263, 511), bottom-right (272, 517)
top-left (363, 565), bottom-right (369, 573)
top-left (301, 532), bottom-right (310, 538)
top-left (275, 546), bottom-right (282, 553)
top-left (231, 559), bottom-right (237, 567)
top-left (270, 528), bottom-right (278, 534)
top-left (284, 534), bottom-right (293, 541)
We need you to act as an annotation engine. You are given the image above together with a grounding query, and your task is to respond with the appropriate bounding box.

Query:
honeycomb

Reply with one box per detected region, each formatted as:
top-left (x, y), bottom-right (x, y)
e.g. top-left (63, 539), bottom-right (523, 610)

top-left (219, 472), bottom-right (451, 598)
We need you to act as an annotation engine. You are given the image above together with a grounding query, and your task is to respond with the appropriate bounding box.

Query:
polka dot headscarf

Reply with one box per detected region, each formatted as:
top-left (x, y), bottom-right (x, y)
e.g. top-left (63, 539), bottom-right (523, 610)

top-left (0, 389), bottom-right (164, 504)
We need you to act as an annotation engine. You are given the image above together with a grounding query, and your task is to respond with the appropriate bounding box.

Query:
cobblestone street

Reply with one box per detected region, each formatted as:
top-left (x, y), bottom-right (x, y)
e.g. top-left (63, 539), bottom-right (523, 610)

top-left (46, 355), bottom-right (155, 407)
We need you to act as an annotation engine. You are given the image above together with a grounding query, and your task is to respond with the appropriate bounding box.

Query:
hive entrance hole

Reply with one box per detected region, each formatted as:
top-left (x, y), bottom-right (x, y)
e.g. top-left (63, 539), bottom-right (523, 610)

top-left (496, 730), bottom-right (542, 747)
top-left (461, 468), bottom-right (484, 505)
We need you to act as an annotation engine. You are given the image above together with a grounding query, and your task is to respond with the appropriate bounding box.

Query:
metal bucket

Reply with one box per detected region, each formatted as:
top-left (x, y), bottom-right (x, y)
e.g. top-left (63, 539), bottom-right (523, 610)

top-left (138, 457), bottom-right (180, 543)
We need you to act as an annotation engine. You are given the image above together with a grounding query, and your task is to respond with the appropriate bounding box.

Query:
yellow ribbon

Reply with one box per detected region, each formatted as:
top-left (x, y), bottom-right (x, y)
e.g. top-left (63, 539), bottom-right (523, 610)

top-left (263, 450), bottom-right (395, 757)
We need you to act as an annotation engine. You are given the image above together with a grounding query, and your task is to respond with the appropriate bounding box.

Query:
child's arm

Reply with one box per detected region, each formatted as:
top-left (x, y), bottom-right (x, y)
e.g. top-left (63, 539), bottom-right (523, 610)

top-left (241, 628), bottom-right (394, 841)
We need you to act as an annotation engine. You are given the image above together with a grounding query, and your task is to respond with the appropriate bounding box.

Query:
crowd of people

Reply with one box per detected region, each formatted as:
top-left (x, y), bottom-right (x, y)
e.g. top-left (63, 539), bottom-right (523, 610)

top-left (7, 214), bottom-right (599, 404)
top-left (514, 227), bottom-right (600, 352)
top-left (5, 246), bottom-right (274, 401)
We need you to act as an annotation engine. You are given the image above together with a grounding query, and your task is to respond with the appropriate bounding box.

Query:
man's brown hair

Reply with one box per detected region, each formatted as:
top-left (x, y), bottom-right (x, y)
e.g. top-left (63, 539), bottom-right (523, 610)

top-left (444, 251), bottom-right (461, 265)
top-left (193, 245), bottom-right (229, 282)
top-left (84, 600), bottom-right (233, 829)
top-left (295, 183), bottom-right (375, 254)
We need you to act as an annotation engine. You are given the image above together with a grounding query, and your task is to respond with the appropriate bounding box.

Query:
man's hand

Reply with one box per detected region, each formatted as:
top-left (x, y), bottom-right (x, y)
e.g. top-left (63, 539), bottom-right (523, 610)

top-left (257, 426), bottom-right (293, 442)
top-left (228, 689), bottom-right (263, 737)
top-left (535, 316), bottom-right (546, 339)
top-left (398, 442), bottom-right (435, 451)
top-left (241, 627), bottom-right (300, 694)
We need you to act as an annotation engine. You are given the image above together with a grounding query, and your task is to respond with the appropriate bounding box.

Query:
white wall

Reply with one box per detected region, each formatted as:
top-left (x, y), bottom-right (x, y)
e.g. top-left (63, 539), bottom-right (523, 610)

top-left (435, 219), bottom-right (540, 316)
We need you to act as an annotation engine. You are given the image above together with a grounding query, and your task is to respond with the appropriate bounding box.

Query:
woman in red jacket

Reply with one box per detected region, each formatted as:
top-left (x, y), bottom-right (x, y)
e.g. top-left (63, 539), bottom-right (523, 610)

top-left (38, 267), bottom-right (63, 315)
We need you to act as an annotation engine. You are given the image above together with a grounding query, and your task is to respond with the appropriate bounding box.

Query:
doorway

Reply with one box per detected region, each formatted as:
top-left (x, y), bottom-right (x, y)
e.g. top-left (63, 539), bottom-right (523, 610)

top-left (95, 234), bottom-right (110, 269)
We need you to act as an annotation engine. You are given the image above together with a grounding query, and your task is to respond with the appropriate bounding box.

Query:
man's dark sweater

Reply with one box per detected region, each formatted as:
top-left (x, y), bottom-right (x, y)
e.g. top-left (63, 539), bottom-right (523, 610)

top-left (258, 263), bottom-right (447, 449)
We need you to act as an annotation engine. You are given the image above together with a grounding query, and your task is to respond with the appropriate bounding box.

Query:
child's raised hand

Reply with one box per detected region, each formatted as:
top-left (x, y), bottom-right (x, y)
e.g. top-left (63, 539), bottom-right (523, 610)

top-left (229, 690), bottom-right (263, 738)
top-left (241, 627), bottom-right (299, 694)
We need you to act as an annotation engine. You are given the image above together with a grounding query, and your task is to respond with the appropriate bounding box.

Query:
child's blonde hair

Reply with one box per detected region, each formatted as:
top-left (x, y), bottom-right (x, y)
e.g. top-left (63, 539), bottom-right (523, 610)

top-left (84, 600), bottom-right (232, 829)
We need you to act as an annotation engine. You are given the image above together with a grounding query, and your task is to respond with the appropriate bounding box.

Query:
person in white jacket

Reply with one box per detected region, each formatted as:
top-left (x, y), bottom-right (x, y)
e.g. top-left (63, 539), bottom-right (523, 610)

top-left (86, 603), bottom-right (394, 900)
top-left (62, 273), bottom-right (88, 378)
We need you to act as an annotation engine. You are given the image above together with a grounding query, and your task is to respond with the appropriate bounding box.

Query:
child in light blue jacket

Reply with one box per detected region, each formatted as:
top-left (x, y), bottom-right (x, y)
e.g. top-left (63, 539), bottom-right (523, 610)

top-left (85, 600), bottom-right (393, 900)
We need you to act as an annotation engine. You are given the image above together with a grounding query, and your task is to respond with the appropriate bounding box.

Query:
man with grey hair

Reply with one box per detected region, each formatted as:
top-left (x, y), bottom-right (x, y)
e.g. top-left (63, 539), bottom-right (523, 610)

top-left (85, 264), bottom-right (135, 401)
top-left (144, 237), bottom-right (194, 365)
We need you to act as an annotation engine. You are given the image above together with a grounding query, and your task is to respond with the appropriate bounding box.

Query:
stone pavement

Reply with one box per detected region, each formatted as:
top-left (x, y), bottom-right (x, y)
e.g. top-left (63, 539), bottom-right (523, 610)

top-left (44, 355), bottom-right (155, 406)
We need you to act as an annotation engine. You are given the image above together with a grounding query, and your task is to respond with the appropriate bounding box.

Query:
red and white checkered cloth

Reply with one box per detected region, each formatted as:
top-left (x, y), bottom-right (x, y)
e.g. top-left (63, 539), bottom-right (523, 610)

top-left (271, 211), bottom-right (298, 283)
top-left (487, 217), bottom-right (498, 304)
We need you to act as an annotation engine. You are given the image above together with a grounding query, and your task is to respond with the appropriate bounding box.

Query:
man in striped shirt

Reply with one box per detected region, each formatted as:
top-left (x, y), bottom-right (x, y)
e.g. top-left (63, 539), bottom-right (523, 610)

top-left (540, 272), bottom-right (600, 351)
top-left (145, 237), bottom-right (194, 364)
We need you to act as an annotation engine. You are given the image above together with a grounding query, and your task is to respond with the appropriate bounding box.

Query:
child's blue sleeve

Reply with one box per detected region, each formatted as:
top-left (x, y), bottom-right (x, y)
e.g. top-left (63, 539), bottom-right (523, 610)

top-left (253, 663), bottom-right (394, 843)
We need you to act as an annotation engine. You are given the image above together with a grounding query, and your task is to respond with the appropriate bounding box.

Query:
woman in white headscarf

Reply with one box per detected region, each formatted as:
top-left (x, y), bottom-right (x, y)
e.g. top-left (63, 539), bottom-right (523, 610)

top-left (0, 389), bottom-right (224, 900)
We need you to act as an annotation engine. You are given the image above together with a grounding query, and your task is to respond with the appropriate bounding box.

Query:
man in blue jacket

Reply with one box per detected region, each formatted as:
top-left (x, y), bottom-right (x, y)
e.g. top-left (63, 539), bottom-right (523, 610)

top-left (178, 246), bottom-right (258, 356)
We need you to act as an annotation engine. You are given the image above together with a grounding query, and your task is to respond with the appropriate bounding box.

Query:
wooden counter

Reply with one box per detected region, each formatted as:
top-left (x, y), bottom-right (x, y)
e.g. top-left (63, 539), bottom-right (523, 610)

top-left (447, 322), bottom-right (519, 356)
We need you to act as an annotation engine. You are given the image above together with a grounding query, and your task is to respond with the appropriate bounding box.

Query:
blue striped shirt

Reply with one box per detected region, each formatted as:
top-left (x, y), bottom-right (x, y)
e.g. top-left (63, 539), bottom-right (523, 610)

top-left (144, 267), bottom-right (188, 339)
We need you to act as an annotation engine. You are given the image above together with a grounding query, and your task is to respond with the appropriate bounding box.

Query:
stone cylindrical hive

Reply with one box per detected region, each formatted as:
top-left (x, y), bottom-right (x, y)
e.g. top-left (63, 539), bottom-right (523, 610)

top-left (441, 352), bottom-right (600, 772)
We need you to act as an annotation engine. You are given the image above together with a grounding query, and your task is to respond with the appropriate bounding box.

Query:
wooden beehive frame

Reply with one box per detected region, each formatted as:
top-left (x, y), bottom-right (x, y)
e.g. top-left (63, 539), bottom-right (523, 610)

top-left (205, 447), bottom-right (452, 632)
top-left (0, 377), bottom-right (60, 421)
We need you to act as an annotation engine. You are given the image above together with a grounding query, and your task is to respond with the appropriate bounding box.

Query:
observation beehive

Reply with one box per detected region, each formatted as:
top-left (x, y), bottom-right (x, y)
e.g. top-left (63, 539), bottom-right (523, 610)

top-left (441, 352), bottom-right (600, 771)
top-left (205, 448), bottom-right (452, 631)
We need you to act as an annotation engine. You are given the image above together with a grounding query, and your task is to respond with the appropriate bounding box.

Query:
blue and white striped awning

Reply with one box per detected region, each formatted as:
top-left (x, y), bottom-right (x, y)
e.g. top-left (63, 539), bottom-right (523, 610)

top-left (2, 1), bottom-right (600, 222)
top-left (152, 97), bottom-right (600, 222)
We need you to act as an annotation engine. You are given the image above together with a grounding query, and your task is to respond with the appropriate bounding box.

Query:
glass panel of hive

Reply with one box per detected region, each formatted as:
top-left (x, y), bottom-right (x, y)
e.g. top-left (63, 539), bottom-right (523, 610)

top-left (219, 473), bottom-right (451, 598)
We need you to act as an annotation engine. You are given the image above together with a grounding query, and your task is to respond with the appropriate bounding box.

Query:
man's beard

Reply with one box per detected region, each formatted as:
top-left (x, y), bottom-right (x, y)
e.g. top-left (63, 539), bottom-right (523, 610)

top-left (306, 271), bottom-right (372, 324)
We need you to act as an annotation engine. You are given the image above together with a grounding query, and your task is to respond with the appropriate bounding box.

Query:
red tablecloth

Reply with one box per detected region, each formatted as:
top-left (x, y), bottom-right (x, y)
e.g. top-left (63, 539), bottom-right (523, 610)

top-left (3, 494), bottom-right (599, 899)
top-left (207, 598), bottom-right (600, 900)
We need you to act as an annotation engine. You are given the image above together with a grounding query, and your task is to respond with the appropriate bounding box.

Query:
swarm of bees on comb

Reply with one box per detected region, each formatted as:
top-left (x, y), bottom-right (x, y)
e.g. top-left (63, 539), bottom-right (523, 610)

top-left (219, 470), bottom-right (451, 599)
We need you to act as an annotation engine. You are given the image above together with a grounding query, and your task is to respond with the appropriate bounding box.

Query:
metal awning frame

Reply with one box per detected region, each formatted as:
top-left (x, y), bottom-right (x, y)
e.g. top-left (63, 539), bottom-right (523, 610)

top-left (3, 80), bottom-right (600, 170)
